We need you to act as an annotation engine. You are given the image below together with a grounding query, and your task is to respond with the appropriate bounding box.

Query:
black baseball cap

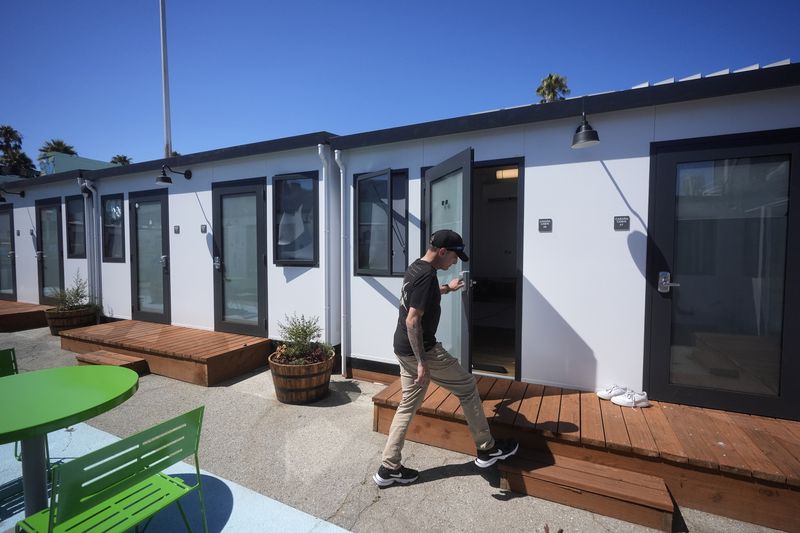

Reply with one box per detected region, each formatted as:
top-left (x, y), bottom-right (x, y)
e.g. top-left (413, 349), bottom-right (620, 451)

top-left (430, 229), bottom-right (469, 262)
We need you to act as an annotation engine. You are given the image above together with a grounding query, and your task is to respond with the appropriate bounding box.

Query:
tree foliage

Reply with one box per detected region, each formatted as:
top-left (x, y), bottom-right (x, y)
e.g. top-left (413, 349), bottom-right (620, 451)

top-left (0, 124), bottom-right (36, 177)
top-left (111, 154), bottom-right (132, 165)
top-left (536, 73), bottom-right (571, 103)
top-left (38, 138), bottom-right (77, 160)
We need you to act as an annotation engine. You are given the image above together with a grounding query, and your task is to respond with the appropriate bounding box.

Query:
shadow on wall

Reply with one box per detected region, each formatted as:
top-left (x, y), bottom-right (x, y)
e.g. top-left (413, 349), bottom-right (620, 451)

top-left (282, 267), bottom-right (310, 283)
top-left (522, 276), bottom-right (597, 391)
top-left (628, 230), bottom-right (668, 293)
top-left (146, 474), bottom-right (233, 533)
top-left (362, 276), bottom-right (400, 308)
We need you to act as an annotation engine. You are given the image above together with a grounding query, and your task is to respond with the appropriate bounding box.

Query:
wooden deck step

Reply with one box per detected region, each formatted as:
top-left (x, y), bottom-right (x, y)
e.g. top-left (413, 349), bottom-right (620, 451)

top-left (76, 350), bottom-right (150, 376)
top-left (498, 450), bottom-right (674, 531)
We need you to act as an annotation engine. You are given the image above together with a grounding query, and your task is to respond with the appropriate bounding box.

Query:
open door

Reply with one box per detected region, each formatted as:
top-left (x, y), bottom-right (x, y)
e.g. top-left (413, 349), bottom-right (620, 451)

top-left (423, 148), bottom-right (473, 370)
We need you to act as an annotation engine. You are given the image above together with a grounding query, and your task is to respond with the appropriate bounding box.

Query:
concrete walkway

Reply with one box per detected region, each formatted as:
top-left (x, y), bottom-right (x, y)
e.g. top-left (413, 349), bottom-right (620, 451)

top-left (0, 327), bottom-right (780, 532)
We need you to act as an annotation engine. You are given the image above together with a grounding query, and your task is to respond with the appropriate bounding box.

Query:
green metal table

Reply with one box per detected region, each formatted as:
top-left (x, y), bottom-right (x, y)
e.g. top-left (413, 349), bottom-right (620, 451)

top-left (0, 365), bottom-right (139, 516)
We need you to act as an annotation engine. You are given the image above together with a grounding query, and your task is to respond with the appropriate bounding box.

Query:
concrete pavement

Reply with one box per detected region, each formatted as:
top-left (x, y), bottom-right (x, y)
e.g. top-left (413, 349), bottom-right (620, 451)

top-left (0, 327), bottom-right (780, 532)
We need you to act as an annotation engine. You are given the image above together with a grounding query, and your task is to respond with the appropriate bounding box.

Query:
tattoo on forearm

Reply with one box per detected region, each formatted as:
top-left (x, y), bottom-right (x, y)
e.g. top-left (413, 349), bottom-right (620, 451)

top-left (407, 322), bottom-right (426, 364)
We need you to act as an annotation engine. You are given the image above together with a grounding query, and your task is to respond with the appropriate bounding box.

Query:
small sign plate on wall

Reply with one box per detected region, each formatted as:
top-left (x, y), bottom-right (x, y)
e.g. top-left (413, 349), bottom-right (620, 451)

top-left (538, 219), bottom-right (552, 233)
top-left (614, 216), bottom-right (630, 231)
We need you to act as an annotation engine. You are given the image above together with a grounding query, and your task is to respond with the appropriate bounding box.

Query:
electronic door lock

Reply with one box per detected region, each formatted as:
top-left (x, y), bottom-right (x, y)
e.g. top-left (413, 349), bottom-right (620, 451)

top-left (213, 256), bottom-right (222, 270)
top-left (658, 271), bottom-right (680, 293)
top-left (160, 255), bottom-right (168, 267)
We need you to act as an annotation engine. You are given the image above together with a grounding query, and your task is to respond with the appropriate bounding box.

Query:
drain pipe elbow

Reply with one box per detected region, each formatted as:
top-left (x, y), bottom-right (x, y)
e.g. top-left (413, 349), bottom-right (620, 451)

top-left (334, 149), bottom-right (349, 378)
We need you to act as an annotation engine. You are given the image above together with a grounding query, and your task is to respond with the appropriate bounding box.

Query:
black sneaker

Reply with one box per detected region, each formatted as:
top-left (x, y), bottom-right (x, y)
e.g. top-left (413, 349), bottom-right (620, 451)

top-left (475, 438), bottom-right (519, 468)
top-left (373, 465), bottom-right (419, 487)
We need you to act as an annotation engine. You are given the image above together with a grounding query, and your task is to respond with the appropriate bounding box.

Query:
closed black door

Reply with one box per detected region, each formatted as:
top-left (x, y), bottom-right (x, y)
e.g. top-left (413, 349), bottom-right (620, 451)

top-left (0, 204), bottom-right (16, 301)
top-left (129, 189), bottom-right (171, 324)
top-left (646, 129), bottom-right (800, 420)
top-left (35, 198), bottom-right (64, 305)
top-left (211, 178), bottom-right (268, 336)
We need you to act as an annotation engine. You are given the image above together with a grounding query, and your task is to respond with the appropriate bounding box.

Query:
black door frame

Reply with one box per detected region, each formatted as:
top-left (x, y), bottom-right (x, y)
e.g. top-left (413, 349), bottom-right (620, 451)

top-left (211, 178), bottom-right (268, 337)
top-left (129, 189), bottom-right (171, 324)
top-left (0, 203), bottom-right (16, 301)
top-left (644, 127), bottom-right (800, 420)
top-left (35, 197), bottom-right (64, 305)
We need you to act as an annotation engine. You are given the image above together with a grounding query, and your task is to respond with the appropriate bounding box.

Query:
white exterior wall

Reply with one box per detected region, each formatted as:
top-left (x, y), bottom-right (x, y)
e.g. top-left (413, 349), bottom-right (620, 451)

top-left (9, 146), bottom-right (336, 342)
top-left (10, 180), bottom-right (89, 304)
top-left (345, 86), bottom-right (800, 392)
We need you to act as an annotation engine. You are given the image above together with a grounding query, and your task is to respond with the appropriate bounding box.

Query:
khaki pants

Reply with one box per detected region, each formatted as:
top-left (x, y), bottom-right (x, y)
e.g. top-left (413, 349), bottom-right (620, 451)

top-left (381, 343), bottom-right (495, 469)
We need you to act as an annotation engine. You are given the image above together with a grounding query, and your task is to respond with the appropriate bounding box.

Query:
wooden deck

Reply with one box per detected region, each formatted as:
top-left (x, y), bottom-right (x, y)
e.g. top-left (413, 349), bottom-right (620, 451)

top-left (61, 320), bottom-right (271, 386)
top-left (0, 300), bottom-right (49, 332)
top-left (373, 376), bottom-right (800, 531)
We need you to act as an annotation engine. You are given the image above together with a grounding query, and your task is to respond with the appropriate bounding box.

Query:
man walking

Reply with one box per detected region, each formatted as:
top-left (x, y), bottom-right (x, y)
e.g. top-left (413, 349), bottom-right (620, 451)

top-left (374, 229), bottom-right (518, 487)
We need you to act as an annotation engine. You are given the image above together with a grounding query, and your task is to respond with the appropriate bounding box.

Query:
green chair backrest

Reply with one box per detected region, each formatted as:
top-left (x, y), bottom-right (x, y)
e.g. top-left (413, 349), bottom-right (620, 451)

top-left (50, 406), bottom-right (205, 527)
top-left (0, 348), bottom-right (17, 377)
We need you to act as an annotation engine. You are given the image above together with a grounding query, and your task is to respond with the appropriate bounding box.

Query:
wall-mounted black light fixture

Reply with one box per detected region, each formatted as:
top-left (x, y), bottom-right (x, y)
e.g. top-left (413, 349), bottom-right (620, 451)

top-left (0, 189), bottom-right (25, 203)
top-left (571, 97), bottom-right (600, 149)
top-left (155, 164), bottom-right (192, 186)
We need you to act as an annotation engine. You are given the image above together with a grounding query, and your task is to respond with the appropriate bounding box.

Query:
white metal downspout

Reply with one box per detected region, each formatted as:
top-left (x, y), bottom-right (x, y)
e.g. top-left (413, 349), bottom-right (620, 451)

top-left (334, 150), bottom-right (349, 378)
top-left (84, 180), bottom-right (103, 310)
top-left (317, 144), bottom-right (331, 346)
top-left (78, 178), bottom-right (95, 303)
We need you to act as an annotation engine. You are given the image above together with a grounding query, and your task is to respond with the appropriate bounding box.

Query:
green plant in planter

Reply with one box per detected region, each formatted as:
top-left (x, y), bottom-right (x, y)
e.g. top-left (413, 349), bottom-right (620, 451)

top-left (52, 271), bottom-right (99, 312)
top-left (273, 313), bottom-right (333, 365)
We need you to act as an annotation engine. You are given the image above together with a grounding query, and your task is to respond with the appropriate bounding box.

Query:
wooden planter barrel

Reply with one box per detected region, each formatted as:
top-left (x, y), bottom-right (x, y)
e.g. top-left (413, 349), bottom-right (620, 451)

top-left (268, 352), bottom-right (334, 404)
top-left (45, 307), bottom-right (97, 336)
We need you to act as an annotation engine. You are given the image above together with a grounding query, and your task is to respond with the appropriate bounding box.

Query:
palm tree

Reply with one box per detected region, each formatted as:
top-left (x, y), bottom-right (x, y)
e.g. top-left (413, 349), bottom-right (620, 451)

top-left (38, 139), bottom-right (77, 161)
top-left (0, 125), bottom-right (36, 177)
top-left (110, 154), bottom-right (132, 165)
top-left (536, 73), bottom-right (571, 103)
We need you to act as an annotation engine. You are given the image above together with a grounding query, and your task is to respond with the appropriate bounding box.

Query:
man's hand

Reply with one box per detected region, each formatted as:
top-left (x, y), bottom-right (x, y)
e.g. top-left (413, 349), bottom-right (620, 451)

top-left (447, 278), bottom-right (465, 292)
top-left (414, 361), bottom-right (430, 386)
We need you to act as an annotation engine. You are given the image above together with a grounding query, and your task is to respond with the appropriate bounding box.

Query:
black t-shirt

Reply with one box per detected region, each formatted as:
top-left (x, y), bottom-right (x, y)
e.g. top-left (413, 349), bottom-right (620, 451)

top-left (393, 259), bottom-right (441, 356)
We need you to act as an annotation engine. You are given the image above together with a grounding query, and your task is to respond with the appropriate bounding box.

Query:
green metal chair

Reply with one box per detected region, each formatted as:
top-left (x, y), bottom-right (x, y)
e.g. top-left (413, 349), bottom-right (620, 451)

top-left (17, 406), bottom-right (209, 533)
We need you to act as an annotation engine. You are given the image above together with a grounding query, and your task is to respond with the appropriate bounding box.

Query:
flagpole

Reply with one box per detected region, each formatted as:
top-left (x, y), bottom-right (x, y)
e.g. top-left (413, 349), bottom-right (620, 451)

top-left (159, 0), bottom-right (173, 158)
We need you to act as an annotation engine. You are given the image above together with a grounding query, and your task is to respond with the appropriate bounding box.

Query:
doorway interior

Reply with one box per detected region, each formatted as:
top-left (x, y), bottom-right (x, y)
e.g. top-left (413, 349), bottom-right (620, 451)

top-left (469, 160), bottom-right (521, 379)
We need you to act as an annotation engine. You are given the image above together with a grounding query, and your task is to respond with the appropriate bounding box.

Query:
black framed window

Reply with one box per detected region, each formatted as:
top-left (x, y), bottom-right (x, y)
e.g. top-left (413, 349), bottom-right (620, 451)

top-left (102, 194), bottom-right (125, 262)
top-left (355, 168), bottom-right (408, 276)
top-left (65, 195), bottom-right (86, 258)
top-left (273, 171), bottom-right (319, 266)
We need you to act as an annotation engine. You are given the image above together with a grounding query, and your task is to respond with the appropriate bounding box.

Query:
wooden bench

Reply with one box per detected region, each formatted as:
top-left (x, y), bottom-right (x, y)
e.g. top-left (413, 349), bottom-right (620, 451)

top-left (76, 349), bottom-right (150, 375)
top-left (498, 450), bottom-right (674, 531)
top-left (17, 406), bottom-right (208, 533)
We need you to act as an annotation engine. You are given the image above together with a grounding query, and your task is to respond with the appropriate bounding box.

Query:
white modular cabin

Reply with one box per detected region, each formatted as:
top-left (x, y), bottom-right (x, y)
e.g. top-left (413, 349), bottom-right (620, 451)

top-left (1, 132), bottom-right (342, 348)
top-left (2, 62), bottom-right (799, 420)
top-left (330, 62), bottom-right (800, 420)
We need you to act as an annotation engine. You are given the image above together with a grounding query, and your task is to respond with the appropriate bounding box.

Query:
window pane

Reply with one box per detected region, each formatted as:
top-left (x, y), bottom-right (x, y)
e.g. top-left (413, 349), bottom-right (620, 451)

top-left (670, 155), bottom-right (789, 395)
top-left (275, 177), bottom-right (315, 263)
top-left (66, 197), bottom-right (86, 257)
top-left (223, 194), bottom-right (258, 325)
top-left (391, 173), bottom-right (407, 274)
top-left (40, 206), bottom-right (61, 298)
top-left (103, 197), bottom-right (124, 260)
top-left (358, 173), bottom-right (389, 272)
top-left (134, 201), bottom-right (164, 314)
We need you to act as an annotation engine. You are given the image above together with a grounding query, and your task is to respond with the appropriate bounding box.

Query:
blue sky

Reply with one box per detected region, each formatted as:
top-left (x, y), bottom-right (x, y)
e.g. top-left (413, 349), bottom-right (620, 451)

top-left (3, 0), bottom-right (799, 166)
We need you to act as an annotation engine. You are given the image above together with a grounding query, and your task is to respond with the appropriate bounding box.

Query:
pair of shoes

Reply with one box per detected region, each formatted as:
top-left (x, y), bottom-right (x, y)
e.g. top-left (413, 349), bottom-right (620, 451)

top-left (596, 384), bottom-right (628, 400)
top-left (475, 438), bottom-right (519, 468)
top-left (611, 390), bottom-right (650, 408)
top-left (373, 465), bottom-right (419, 487)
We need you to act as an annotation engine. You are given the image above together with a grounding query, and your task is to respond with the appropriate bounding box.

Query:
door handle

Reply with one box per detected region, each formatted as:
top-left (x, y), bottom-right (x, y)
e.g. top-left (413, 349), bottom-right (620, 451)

top-left (213, 256), bottom-right (222, 270)
top-left (35, 251), bottom-right (44, 261)
top-left (160, 255), bottom-right (168, 268)
top-left (7, 251), bottom-right (14, 259)
top-left (658, 271), bottom-right (681, 293)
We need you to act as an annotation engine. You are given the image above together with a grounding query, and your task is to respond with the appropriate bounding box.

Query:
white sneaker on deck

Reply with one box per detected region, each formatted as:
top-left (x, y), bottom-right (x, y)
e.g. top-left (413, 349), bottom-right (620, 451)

top-left (596, 384), bottom-right (628, 400)
top-left (611, 390), bottom-right (651, 408)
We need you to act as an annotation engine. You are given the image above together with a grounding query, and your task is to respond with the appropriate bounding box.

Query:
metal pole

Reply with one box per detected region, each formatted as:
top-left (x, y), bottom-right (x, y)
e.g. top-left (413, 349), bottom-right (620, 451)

top-left (159, 0), bottom-right (173, 158)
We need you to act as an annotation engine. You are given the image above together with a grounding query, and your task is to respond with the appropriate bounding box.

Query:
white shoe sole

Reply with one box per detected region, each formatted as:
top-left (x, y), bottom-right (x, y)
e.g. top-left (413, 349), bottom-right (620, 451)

top-left (474, 442), bottom-right (519, 468)
top-left (373, 473), bottom-right (418, 487)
